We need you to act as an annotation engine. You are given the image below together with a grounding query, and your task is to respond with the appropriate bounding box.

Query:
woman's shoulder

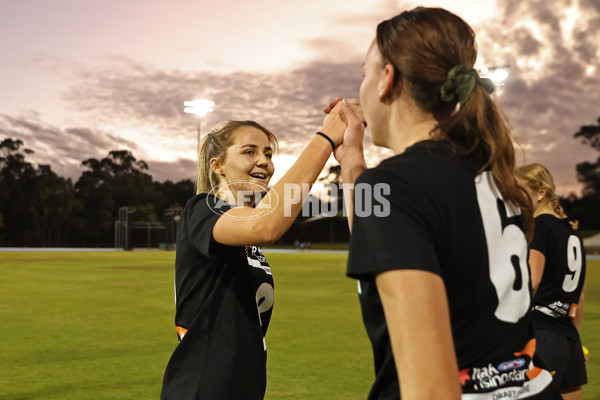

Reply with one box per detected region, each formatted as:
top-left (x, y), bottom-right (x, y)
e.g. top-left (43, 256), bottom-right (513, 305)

top-left (535, 213), bottom-right (565, 226)
top-left (534, 214), bottom-right (559, 230)
top-left (535, 213), bottom-right (577, 236)
top-left (182, 193), bottom-right (207, 211)
top-left (182, 193), bottom-right (232, 218)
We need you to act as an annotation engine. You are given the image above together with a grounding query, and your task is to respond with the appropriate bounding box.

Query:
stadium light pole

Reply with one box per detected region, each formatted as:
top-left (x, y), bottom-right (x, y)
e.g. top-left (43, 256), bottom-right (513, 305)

top-left (480, 65), bottom-right (510, 86)
top-left (184, 99), bottom-right (215, 149)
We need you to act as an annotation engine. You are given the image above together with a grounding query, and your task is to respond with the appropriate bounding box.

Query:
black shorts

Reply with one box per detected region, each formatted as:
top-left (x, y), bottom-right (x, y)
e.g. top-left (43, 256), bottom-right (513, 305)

top-left (535, 329), bottom-right (588, 390)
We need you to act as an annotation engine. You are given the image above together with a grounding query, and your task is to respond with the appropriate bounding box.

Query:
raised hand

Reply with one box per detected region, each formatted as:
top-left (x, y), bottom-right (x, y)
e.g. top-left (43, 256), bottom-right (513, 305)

top-left (323, 97), bottom-right (344, 115)
top-left (320, 101), bottom-right (347, 148)
top-left (323, 98), bottom-right (367, 232)
top-left (334, 99), bottom-right (366, 165)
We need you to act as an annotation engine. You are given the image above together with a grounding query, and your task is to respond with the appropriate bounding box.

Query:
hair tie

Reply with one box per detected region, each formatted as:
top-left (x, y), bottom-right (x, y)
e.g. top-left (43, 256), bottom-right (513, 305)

top-left (316, 131), bottom-right (336, 151)
top-left (440, 65), bottom-right (495, 104)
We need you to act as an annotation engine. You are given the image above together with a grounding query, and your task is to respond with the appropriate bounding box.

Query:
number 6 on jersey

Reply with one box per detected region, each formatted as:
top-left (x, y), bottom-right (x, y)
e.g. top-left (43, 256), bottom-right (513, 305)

top-left (476, 171), bottom-right (530, 323)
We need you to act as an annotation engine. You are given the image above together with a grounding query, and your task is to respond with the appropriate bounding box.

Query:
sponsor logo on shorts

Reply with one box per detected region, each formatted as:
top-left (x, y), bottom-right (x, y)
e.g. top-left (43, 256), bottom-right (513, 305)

top-left (497, 358), bottom-right (525, 372)
top-left (471, 363), bottom-right (528, 391)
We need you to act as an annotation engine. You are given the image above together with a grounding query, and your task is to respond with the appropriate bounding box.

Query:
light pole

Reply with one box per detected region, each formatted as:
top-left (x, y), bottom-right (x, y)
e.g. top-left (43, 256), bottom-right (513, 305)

top-left (480, 65), bottom-right (510, 86)
top-left (184, 99), bottom-right (215, 149)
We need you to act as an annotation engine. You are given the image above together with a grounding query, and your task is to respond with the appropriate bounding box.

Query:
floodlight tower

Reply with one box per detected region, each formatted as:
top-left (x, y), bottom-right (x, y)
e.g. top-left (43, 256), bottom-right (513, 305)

top-left (480, 65), bottom-right (511, 86)
top-left (184, 99), bottom-right (215, 149)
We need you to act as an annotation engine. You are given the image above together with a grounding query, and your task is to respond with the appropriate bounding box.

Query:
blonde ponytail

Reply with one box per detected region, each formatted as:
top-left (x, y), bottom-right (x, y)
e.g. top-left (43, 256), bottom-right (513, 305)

top-left (549, 193), bottom-right (578, 230)
top-left (516, 163), bottom-right (578, 230)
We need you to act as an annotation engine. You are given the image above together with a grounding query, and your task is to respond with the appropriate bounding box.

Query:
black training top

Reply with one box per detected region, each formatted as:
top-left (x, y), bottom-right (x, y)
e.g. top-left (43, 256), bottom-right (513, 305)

top-left (347, 140), bottom-right (554, 398)
top-left (530, 214), bottom-right (586, 340)
top-left (161, 194), bottom-right (274, 400)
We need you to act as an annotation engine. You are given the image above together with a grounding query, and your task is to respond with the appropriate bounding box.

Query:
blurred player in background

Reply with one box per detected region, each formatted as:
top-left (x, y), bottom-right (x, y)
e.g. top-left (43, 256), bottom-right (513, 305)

top-left (518, 162), bottom-right (587, 400)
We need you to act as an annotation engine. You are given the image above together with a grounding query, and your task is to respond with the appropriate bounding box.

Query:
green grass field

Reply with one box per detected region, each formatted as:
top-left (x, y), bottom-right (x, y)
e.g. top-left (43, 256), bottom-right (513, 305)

top-left (0, 251), bottom-right (597, 399)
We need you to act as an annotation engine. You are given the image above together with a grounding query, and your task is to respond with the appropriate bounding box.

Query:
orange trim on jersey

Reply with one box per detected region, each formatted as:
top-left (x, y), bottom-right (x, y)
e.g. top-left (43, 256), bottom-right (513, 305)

top-left (513, 338), bottom-right (543, 380)
top-left (568, 303), bottom-right (578, 319)
top-left (176, 326), bottom-right (188, 340)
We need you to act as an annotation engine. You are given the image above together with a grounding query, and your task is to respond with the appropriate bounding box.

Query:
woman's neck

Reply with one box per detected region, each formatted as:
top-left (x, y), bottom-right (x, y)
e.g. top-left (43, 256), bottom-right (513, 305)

top-left (389, 119), bottom-right (437, 155)
top-left (534, 202), bottom-right (560, 218)
top-left (387, 99), bottom-right (437, 155)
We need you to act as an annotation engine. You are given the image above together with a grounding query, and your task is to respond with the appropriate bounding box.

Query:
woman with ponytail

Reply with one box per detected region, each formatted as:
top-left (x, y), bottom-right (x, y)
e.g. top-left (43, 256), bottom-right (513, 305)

top-left (161, 109), bottom-right (347, 400)
top-left (517, 162), bottom-right (587, 400)
top-left (329, 6), bottom-right (560, 399)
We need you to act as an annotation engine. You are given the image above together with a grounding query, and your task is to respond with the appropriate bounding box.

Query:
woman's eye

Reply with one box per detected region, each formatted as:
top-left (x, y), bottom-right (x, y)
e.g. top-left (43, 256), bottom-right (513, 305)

top-left (265, 153), bottom-right (273, 159)
top-left (245, 150), bottom-right (255, 156)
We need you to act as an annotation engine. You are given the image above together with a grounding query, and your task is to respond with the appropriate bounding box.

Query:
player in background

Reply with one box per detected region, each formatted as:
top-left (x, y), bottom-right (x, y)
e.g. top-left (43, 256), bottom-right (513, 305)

top-left (161, 105), bottom-right (347, 400)
top-left (327, 6), bottom-right (562, 400)
top-left (518, 163), bottom-right (587, 400)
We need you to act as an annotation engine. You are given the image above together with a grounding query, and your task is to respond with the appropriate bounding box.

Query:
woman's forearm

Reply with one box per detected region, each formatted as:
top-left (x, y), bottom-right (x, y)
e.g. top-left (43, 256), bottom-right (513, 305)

top-left (340, 154), bottom-right (367, 232)
top-left (574, 289), bottom-right (585, 331)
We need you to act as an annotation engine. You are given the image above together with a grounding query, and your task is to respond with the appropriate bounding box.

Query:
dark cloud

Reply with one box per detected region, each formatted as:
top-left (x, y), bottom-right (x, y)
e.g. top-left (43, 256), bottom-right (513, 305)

top-left (148, 158), bottom-right (196, 184)
top-left (477, 0), bottom-right (600, 194)
top-left (0, 111), bottom-right (197, 184)
top-left (0, 113), bottom-right (142, 180)
top-left (512, 27), bottom-right (542, 56)
top-left (64, 57), bottom-right (363, 149)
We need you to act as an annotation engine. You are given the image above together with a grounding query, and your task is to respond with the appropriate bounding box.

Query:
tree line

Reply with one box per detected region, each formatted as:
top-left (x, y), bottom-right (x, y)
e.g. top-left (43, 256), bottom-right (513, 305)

top-left (0, 138), bottom-right (194, 247)
top-left (564, 116), bottom-right (600, 230)
top-left (1, 117), bottom-right (599, 247)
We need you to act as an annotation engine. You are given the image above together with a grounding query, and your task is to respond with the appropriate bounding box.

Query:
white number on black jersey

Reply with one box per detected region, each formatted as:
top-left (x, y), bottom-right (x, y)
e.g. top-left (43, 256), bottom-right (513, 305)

top-left (246, 246), bottom-right (275, 327)
top-left (475, 171), bottom-right (530, 323)
top-left (562, 235), bottom-right (583, 293)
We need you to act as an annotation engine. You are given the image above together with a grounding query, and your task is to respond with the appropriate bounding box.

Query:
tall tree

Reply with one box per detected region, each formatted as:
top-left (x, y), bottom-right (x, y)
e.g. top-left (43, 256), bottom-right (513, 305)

top-left (0, 138), bottom-right (37, 245)
top-left (574, 116), bottom-right (600, 197)
top-left (73, 150), bottom-right (165, 245)
top-left (154, 179), bottom-right (195, 210)
top-left (574, 116), bottom-right (600, 151)
top-left (562, 117), bottom-right (600, 230)
top-left (30, 165), bottom-right (78, 246)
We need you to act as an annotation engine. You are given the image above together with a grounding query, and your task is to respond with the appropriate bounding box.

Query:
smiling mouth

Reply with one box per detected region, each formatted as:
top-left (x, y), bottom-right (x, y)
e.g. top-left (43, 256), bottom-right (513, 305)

top-left (249, 173), bottom-right (267, 179)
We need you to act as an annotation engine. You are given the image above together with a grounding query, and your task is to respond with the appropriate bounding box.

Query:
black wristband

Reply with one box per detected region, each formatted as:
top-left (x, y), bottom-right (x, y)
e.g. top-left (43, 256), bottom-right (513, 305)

top-left (316, 131), bottom-right (335, 151)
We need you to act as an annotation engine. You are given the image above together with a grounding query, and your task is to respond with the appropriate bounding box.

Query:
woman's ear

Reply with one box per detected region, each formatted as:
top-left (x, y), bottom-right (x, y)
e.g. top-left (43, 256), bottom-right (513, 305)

top-left (210, 158), bottom-right (223, 175)
top-left (537, 187), bottom-right (547, 202)
top-left (379, 63), bottom-right (400, 103)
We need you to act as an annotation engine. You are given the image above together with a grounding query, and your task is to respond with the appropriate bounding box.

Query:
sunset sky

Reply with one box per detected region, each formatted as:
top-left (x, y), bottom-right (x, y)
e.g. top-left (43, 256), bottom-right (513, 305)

top-left (1, 0), bottom-right (599, 195)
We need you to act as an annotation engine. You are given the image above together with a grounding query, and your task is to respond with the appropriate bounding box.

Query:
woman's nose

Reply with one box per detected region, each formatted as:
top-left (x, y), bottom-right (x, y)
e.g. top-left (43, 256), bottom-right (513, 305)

top-left (256, 154), bottom-right (269, 166)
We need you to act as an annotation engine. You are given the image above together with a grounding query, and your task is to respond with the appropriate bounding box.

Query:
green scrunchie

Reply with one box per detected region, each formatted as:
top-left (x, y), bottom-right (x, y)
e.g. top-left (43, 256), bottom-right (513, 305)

top-left (440, 65), bottom-right (495, 104)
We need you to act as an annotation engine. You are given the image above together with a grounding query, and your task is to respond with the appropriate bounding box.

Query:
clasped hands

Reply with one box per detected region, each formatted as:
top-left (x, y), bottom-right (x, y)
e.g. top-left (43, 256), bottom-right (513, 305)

top-left (320, 97), bottom-right (366, 165)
